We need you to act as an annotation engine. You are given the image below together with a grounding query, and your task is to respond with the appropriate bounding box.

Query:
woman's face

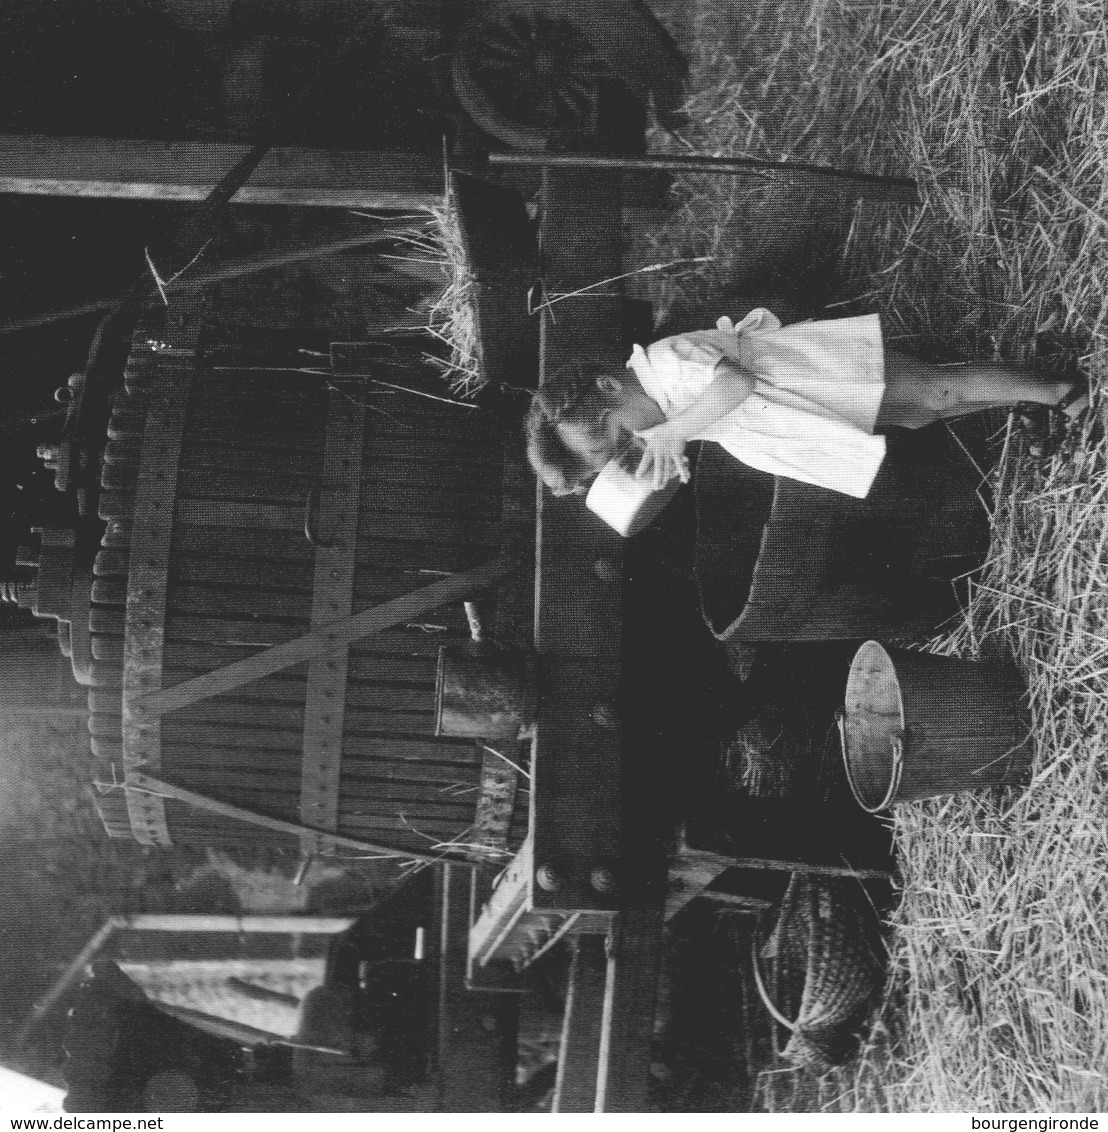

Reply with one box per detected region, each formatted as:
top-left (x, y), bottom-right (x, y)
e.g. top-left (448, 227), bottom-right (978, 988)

top-left (555, 379), bottom-right (664, 474)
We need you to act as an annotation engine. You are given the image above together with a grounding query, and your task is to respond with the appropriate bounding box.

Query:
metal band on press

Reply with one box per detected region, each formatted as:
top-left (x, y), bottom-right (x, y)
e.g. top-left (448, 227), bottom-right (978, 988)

top-left (122, 309), bottom-right (200, 846)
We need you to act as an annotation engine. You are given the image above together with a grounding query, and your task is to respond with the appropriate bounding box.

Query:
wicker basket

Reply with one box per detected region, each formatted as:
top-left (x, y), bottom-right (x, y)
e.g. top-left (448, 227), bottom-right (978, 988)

top-left (751, 872), bottom-right (885, 1071)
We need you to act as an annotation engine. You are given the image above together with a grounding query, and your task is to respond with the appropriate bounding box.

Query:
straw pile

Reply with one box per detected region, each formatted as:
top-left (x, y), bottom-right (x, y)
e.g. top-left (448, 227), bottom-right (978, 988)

top-left (423, 196), bottom-right (484, 396)
top-left (654, 0), bottom-right (1108, 1112)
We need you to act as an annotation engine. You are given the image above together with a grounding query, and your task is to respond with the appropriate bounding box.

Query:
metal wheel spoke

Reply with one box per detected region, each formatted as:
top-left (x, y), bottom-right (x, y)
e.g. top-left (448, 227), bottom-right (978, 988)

top-left (454, 9), bottom-right (615, 147)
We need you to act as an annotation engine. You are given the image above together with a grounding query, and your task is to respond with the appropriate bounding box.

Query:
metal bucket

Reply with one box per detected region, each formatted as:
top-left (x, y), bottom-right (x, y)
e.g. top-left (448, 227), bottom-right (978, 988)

top-left (435, 643), bottom-right (536, 741)
top-left (840, 641), bottom-right (1033, 813)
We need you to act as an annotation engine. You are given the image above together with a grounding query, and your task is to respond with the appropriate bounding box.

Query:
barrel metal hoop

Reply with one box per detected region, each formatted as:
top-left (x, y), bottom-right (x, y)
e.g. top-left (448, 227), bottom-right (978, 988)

top-left (299, 389), bottom-right (366, 854)
top-left (121, 311), bottom-right (199, 847)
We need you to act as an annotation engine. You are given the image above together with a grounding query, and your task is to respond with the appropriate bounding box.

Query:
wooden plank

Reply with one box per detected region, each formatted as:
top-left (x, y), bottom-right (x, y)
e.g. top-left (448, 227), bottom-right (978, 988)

top-left (530, 660), bottom-right (621, 912)
top-left (127, 772), bottom-right (445, 862)
top-left (158, 772), bottom-right (479, 813)
top-left (157, 731), bottom-right (478, 762)
top-left (675, 846), bottom-right (892, 884)
top-left (171, 436), bottom-right (502, 476)
top-left (529, 168), bottom-right (628, 914)
top-left (117, 913), bottom-right (354, 933)
top-left (552, 936), bottom-right (608, 1113)
top-left (665, 851), bottom-right (733, 922)
top-left (465, 869), bottom-right (525, 994)
top-left (91, 742), bottom-right (483, 787)
top-left (300, 390), bottom-right (366, 854)
top-left (469, 837), bottom-right (533, 969)
top-left (595, 907), bottom-right (664, 1113)
top-left (91, 689), bottom-right (434, 726)
top-left (435, 865), bottom-right (513, 1111)
top-left (534, 495), bottom-right (623, 658)
top-left (94, 569), bottom-right (506, 617)
top-left (0, 135), bottom-right (443, 210)
top-left (97, 541), bottom-right (500, 581)
top-left (100, 490), bottom-right (503, 533)
top-left (91, 618), bottom-right (457, 656)
top-left (535, 166), bottom-right (626, 657)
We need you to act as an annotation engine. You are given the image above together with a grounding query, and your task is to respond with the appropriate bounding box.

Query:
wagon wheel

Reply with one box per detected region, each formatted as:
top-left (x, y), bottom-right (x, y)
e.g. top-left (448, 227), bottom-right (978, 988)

top-left (451, 6), bottom-right (607, 151)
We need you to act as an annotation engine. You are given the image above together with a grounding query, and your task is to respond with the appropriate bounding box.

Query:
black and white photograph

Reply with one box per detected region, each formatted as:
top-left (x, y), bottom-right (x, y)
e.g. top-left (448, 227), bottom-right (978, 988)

top-left (0, 0), bottom-right (1105, 1117)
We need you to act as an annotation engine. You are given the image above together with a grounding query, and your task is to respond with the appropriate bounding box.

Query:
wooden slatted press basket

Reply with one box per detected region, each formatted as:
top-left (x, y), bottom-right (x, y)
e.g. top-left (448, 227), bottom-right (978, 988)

top-left (85, 304), bottom-right (532, 862)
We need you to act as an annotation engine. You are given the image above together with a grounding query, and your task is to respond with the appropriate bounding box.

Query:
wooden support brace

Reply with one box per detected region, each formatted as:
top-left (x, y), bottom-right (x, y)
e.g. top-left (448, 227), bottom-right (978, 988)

top-left (667, 846), bottom-right (892, 921)
top-left (595, 906), bottom-right (664, 1113)
top-left (0, 135), bottom-right (444, 210)
top-left (125, 773), bottom-right (446, 864)
top-left (298, 389), bottom-right (365, 854)
top-left (552, 935), bottom-right (608, 1113)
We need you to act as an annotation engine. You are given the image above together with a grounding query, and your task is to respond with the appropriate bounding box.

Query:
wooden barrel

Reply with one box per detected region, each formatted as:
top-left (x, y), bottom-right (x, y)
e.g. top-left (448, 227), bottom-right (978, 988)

top-left (86, 308), bottom-right (532, 862)
top-left (693, 425), bottom-right (990, 642)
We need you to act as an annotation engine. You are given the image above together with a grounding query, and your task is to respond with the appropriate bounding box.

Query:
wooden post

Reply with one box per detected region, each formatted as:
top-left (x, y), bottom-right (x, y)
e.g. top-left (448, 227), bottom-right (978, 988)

top-left (595, 907), bottom-right (664, 1113)
top-left (0, 135), bottom-right (444, 211)
top-left (530, 166), bottom-right (627, 913)
top-left (552, 936), bottom-right (608, 1112)
top-left (435, 865), bottom-right (514, 1112)
top-left (115, 913), bottom-right (356, 933)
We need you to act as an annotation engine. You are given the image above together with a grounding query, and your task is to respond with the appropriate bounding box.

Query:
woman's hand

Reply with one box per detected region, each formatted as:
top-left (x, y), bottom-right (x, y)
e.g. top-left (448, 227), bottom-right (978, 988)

top-left (633, 422), bottom-right (690, 490)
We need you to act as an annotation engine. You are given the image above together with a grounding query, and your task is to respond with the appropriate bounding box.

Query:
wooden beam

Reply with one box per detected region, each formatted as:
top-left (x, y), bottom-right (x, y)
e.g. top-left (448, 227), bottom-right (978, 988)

top-left (0, 135), bottom-right (444, 211)
top-left (552, 936), bottom-right (608, 1113)
top-left (530, 166), bottom-right (627, 912)
top-left (435, 865), bottom-right (514, 1112)
top-left (677, 847), bottom-right (892, 882)
top-left (595, 907), bottom-right (664, 1113)
top-left (665, 851), bottom-right (733, 922)
top-left (116, 913), bottom-right (355, 933)
top-left (468, 837), bottom-right (533, 969)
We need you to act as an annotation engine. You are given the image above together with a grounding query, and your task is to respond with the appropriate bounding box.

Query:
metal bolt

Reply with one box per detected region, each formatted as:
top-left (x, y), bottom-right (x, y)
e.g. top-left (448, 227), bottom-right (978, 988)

top-left (593, 556), bottom-right (620, 582)
top-left (590, 866), bottom-right (616, 894)
top-left (591, 702), bottom-right (619, 730)
top-left (535, 863), bottom-right (563, 892)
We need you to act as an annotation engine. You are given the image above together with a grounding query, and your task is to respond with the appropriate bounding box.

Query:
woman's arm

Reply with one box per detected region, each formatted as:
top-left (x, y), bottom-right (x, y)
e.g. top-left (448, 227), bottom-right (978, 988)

top-left (633, 360), bottom-right (755, 488)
